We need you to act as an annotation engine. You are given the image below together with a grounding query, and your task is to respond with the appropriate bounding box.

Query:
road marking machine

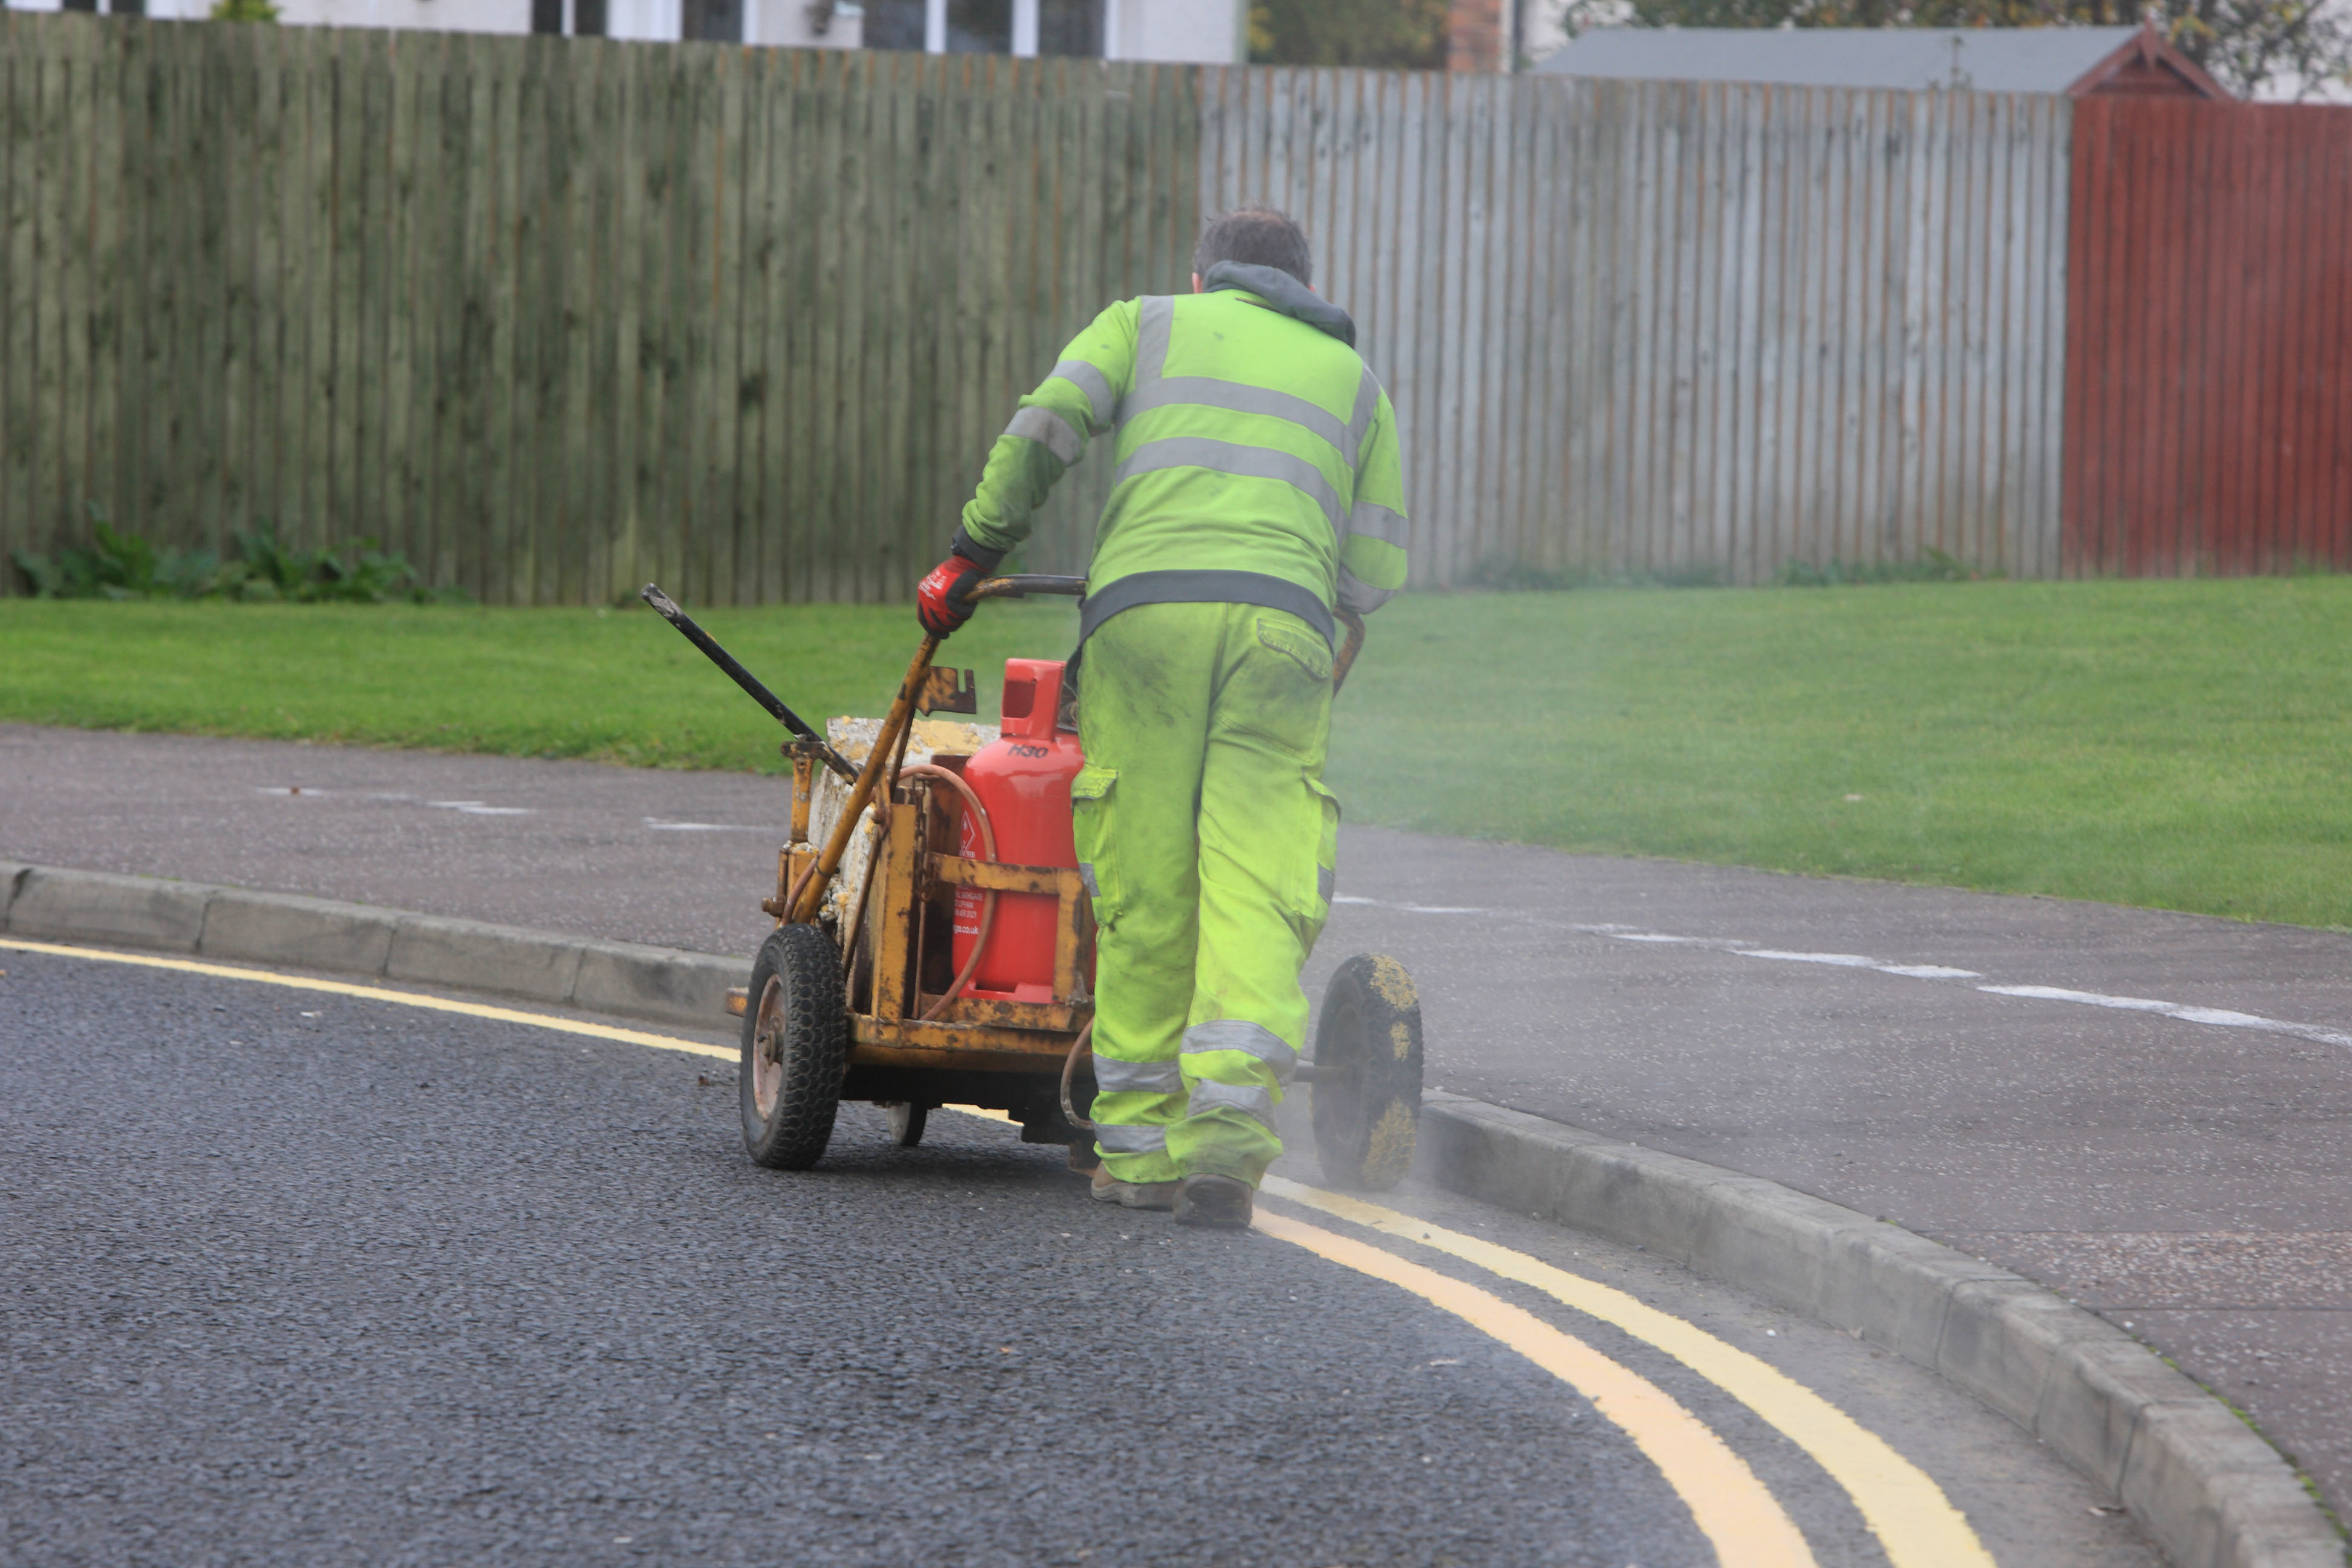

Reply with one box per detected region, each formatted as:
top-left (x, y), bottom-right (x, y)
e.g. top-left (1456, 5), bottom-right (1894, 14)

top-left (642, 577), bottom-right (1423, 1189)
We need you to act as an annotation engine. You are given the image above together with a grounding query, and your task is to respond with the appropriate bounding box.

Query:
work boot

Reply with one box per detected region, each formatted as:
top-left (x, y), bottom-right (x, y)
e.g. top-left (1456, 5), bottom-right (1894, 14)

top-left (1172, 1174), bottom-right (1254, 1229)
top-left (1090, 1165), bottom-right (1179, 1211)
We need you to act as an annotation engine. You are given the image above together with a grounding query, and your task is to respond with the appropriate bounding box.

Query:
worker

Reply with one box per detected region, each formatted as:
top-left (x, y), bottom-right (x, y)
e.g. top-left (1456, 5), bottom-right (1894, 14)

top-left (916, 207), bottom-right (1408, 1228)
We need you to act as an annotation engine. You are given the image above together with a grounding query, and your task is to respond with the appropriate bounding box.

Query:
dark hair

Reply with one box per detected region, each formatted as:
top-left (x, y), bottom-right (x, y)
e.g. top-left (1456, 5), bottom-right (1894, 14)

top-left (1192, 206), bottom-right (1313, 288)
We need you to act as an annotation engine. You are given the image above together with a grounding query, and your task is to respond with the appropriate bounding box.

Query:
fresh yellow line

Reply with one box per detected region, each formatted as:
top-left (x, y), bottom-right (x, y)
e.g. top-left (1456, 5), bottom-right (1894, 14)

top-left (0, 937), bottom-right (736, 1061)
top-left (1262, 1175), bottom-right (1996, 1568)
top-left (1255, 1207), bottom-right (1817, 1568)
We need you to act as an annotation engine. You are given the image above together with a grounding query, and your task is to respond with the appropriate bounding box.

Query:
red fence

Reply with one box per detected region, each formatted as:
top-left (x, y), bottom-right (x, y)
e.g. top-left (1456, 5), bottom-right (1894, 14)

top-left (2063, 99), bottom-right (2352, 576)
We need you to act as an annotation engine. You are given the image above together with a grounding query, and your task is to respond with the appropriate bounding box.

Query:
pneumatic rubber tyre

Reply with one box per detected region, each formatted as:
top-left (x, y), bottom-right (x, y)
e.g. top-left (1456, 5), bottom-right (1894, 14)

top-left (740, 923), bottom-right (848, 1170)
top-left (1309, 954), bottom-right (1424, 1191)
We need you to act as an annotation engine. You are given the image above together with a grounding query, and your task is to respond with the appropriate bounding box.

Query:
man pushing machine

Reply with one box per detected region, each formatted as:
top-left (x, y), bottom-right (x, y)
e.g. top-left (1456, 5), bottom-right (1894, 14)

top-left (914, 208), bottom-right (1410, 1229)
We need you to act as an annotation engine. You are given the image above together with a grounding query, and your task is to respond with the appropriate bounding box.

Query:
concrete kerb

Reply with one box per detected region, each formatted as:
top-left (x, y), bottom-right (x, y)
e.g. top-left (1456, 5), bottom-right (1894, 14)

top-left (9, 865), bottom-right (215, 951)
top-left (4, 862), bottom-right (2339, 1567)
top-left (0, 863), bottom-right (746, 1032)
top-left (1420, 1091), bottom-right (2346, 1568)
top-left (0, 861), bottom-right (28, 928)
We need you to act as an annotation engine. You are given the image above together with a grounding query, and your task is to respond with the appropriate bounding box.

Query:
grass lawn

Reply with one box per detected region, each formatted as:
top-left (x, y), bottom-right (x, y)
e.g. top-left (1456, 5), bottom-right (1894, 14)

top-left (4, 579), bottom-right (2349, 930)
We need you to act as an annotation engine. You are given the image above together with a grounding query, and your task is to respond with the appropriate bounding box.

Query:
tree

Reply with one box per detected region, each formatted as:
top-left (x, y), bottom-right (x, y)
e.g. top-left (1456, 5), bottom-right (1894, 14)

top-left (1249, 0), bottom-right (1453, 68)
top-left (1553, 0), bottom-right (2352, 98)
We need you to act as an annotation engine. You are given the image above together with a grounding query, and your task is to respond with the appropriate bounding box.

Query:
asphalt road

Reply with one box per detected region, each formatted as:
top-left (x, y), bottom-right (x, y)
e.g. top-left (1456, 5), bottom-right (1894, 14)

top-left (1312, 838), bottom-right (2352, 1522)
top-left (4, 723), bottom-right (2345, 1521)
top-left (0, 944), bottom-right (2159, 1567)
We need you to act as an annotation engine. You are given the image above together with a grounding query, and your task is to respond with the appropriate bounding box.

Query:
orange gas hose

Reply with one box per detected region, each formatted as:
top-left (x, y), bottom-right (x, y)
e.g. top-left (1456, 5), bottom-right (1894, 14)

top-left (902, 763), bottom-right (998, 1021)
top-left (1059, 1021), bottom-right (1095, 1132)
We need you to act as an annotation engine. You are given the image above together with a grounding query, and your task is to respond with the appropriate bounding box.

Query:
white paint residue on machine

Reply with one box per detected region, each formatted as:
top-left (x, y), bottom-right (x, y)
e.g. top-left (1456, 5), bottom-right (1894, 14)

top-left (809, 716), bottom-right (1000, 928)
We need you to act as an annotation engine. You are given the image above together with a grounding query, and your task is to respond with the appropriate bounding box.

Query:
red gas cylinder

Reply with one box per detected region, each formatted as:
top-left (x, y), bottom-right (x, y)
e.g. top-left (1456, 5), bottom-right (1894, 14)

top-left (952, 658), bottom-right (1085, 1002)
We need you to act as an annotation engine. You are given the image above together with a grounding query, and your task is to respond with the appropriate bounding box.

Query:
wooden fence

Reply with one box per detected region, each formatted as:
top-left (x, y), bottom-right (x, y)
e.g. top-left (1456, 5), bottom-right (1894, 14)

top-left (0, 16), bottom-right (1196, 604)
top-left (2064, 97), bottom-right (2352, 576)
top-left (1, 17), bottom-right (2080, 598)
top-left (1205, 71), bottom-right (2074, 584)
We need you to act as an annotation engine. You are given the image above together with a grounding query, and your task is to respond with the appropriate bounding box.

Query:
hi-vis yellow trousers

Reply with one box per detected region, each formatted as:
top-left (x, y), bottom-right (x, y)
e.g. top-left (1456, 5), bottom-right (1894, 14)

top-left (1072, 601), bottom-right (1340, 1187)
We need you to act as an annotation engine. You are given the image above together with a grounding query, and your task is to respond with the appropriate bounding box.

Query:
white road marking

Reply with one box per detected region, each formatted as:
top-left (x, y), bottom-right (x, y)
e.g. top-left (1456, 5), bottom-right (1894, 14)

top-left (1739, 949), bottom-right (1884, 968)
top-left (1978, 984), bottom-right (2352, 1050)
top-left (1332, 895), bottom-right (1485, 914)
top-left (253, 786), bottom-right (536, 817)
top-left (642, 817), bottom-right (773, 833)
top-left (1335, 899), bottom-right (2348, 1053)
top-left (252, 787), bottom-right (420, 801)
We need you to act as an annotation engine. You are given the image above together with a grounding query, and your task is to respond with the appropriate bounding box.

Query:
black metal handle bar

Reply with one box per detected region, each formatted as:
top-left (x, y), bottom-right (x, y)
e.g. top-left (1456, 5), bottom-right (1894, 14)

top-left (640, 584), bottom-right (858, 782)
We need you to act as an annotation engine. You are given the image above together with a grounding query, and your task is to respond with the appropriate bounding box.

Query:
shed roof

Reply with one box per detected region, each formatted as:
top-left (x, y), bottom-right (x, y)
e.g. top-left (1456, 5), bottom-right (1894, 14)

top-left (1535, 24), bottom-right (2225, 97)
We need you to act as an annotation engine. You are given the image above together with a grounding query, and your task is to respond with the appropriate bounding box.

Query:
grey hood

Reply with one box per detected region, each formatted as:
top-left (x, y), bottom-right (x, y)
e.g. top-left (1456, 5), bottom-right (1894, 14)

top-left (1200, 261), bottom-right (1357, 349)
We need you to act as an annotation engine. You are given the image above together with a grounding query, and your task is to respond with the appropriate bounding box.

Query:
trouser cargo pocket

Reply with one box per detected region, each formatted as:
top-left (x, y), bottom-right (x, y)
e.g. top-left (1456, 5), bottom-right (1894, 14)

top-left (1069, 763), bottom-right (1119, 930)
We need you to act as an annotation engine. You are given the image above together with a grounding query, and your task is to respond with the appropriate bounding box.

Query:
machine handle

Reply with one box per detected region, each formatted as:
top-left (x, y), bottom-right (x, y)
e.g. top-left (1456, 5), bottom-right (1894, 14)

top-left (1332, 608), bottom-right (1367, 697)
top-left (970, 574), bottom-right (1087, 600)
top-left (640, 584), bottom-right (857, 781)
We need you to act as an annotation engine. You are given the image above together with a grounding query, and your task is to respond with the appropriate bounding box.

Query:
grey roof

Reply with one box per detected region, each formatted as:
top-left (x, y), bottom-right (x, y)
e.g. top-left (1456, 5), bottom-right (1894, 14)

top-left (1535, 25), bottom-right (2143, 94)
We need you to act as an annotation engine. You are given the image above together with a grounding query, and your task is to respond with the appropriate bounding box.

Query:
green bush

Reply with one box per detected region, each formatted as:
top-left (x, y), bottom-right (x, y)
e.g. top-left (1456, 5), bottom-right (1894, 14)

top-left (11, 515), bottom-right (462, 605)
top-left (1466, 557), bottom-right (1728, 592)
top-left (1776, 548), bottom-right (1991, 587)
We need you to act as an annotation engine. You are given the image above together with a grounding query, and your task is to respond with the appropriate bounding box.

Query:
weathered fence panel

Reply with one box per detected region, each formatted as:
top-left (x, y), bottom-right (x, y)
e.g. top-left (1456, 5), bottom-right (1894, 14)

top-left (2063, 97), bottom-right (2352, 576)
top-left (4, 17), bottom-right (2084, 598)
top-left (0, 14), bottom-right (1198, 603)
top-left (1201, 70), bottom-right (2074, 584)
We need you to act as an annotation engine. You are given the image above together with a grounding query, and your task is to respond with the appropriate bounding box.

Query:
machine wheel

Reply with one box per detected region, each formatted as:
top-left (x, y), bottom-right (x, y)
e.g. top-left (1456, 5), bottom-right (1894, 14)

top-left (740, 923), bottom-right (848, 1170)
top-left (1309, 954), bottom-right (1424, 1191)
top-left (884, 1103), bottom-right (928, 1148)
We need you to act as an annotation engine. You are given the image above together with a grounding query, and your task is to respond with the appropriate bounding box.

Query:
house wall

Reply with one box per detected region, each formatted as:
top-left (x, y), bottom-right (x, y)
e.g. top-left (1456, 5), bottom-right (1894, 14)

top-left (0, 0), bottom-right (862, 43)
top-left (280, 0), bottom-right (526, 35)
top-left (1103, 0), bottom-right (1240, 64)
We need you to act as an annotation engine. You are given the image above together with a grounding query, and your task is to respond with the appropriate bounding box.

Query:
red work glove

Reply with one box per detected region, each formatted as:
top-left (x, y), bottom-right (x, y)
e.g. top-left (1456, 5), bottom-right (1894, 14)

top-left (915, 530), bottom-right (1003, 639)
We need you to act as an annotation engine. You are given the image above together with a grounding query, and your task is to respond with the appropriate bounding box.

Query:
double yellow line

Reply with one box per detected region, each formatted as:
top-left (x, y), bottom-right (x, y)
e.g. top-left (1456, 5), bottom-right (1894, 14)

top-left (4, 936), bottom-right (1996, 1568)
top-left (1257, 1180), bottom-right (1996, 1568)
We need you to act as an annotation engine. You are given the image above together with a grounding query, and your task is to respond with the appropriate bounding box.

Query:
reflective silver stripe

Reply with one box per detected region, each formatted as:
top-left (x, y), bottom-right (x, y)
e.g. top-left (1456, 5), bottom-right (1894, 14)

top-left (1120, 376), bottom-right (1351, 454)
top-left (1093, 1122), bottom-right (1169, 1155)
top-left (1078, 862), bottom-right (1100, 897)
top-left (1348, 499), bottom-right (1409, 547)
top-left (1090, 1054), bottom-right (1184, 1096)
top-left (1347, 365), bottom-right (1382, 461)
top-left (1317, 865), bottom-right (1335, 904)
top-left (1111, 438), bottom-right (1344, 536)
top-left (1182, 1018), bottom-right (1299, 1080)
top-left (1049, 359), bottom-right (1115, 428)
top-left (1187, 1078), bottom-right (1278, 1132)
top-left (1336, 564), bottom-right (1395, 616)
top-left (1005, 405), bottom-right (1084, 465)
top-left (1136, 295), bottom-right (1175, 387)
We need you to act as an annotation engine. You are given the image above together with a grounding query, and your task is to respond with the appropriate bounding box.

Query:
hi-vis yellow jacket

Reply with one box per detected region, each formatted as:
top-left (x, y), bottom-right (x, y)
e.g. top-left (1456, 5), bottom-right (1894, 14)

top-left (956, 261), bottom-right (1408, 648)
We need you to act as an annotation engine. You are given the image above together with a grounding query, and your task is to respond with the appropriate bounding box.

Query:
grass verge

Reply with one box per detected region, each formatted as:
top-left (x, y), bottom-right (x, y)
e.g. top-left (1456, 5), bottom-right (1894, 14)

top-left (4, 579), bottom-right (2349, 929)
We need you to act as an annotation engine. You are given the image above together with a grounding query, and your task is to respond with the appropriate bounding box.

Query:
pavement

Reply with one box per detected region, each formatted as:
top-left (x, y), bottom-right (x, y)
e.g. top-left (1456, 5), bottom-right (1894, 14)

top-left (1, 940), bottom-right (2160, 1567)
top-left (4, 722), bottom-right (2348, 1529)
